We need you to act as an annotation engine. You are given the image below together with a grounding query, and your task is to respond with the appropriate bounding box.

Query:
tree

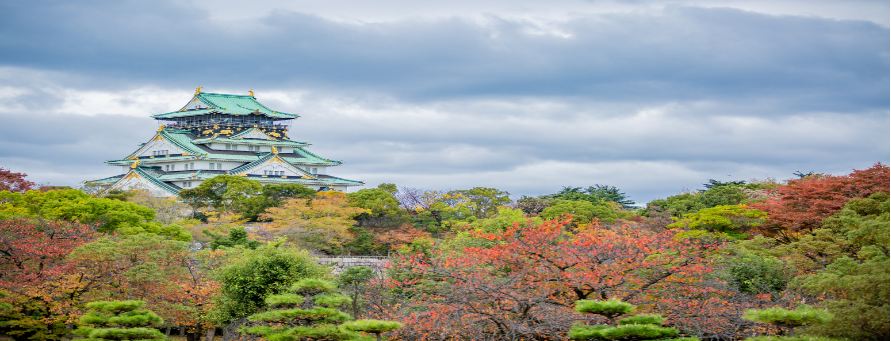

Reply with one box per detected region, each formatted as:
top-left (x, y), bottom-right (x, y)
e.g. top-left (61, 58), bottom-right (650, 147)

top-left (667, 204), bottom-right (767, 240)
top-left (514, 196), bottom-right (552, 216)
top-left (341, 320), bottom-right (403, 341)
top-left (337, 266), bottom-right (375, 318)
top-left (215, 244), bottom-right (327, 320)
top-left (373, 224), bottom-right (431, 252)
top-left (742, 306), bottom-right (832, 338)
top-left (585, 185), bottom-right (636, 209)
top-left (0, 168), bottom-right (36, 193)
top-left (0, 219), bottom-right (97, 341)
top-left (451, 187), bottom-right (511, 219)
top-left (750, 163), bottom-right (889, 244)
top-left (0, 189), bottom-right (190, 240)
top-left (541, 199), bottom-right (617, 224)
top-left (67, 234), bottom-right (223, 341)
top-left (238, 183), bottom-right (316, 222)
top-left (791, 192), bottom-right (890, 340)
top-left (127, 190), bottom-right (191, 225)
top-left (178, 175), bottom-right (262, 213)
top-left (569, 299), bottom-right (693, 341)
top-left (387, 217), bottom-right (719, 340)
top-left (376, 183), bottom-right (398, 195)
top-left (75, 300), bottom-right (166, 341)
top-left (346, 188), bottom-right (401, 219)
top-left (260, 195), bottom-right (368, 252)
top-left (241, 278), bottom-right (401, 341)
top-left (202, 227), bottom-right (260, 250)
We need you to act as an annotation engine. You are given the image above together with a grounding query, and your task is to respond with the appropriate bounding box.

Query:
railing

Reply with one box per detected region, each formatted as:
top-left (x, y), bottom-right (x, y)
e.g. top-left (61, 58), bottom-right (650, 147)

top-left (163, 122), bottom-right (289, 130)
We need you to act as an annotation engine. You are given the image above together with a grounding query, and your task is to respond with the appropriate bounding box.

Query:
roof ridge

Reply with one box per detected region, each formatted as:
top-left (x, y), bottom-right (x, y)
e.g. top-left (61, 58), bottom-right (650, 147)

top-left (133, 167), bottom-right (182, 195)
top-left (228, 152), bottom-right (276, 175)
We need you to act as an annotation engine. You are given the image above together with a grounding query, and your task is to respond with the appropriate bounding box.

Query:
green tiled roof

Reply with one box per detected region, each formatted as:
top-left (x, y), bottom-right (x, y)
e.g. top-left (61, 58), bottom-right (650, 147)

top-left (152, 92), bottom-right (297, 119)
top-left (228, 153), bottom-right (276, 175)
top-left (133, 167), bottom-right (182, 195)
top-left (285, 147), bottom-right (342, 165)
top-left (84, 174), bottom-right (124, 185)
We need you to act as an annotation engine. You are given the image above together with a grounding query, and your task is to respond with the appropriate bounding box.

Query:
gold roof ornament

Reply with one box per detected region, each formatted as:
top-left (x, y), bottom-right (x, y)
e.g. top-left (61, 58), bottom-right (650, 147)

top-left (249, 90), bottom-right (255, 97)
top-left (195, 86), bottom-right (203, 95)
top-left (157, 126), bottom-right (164, 132)
top-left (130, 158), bottom-right (140, 169)
top-left (271, 146), bottom-right (278, 154)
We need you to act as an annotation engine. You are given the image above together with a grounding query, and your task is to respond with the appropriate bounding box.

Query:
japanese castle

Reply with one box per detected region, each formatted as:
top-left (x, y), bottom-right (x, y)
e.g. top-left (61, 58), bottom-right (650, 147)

top-left (91, 88), bottom-right (363, 196)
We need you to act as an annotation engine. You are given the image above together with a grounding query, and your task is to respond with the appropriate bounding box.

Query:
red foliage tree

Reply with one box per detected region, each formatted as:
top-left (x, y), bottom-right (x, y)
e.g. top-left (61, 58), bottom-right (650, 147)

top-left (0, 218), bottom-right (98, 340)
top-left (750, 163), bottom-right (889, 243)
top-left (382, 217), bottom-right (722, 340)
top-left (0, 168), bottom-right (36, 193)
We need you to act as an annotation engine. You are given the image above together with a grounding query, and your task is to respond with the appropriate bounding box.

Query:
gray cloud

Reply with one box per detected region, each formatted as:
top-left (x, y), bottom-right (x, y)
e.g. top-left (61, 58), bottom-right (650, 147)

top-left (0, 3), bottom-right (887, 109)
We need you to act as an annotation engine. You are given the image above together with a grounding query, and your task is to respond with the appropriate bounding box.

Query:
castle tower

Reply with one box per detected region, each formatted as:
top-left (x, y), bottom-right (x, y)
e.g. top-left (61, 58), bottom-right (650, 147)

top-left (90, 88), bottom-right (363, 196)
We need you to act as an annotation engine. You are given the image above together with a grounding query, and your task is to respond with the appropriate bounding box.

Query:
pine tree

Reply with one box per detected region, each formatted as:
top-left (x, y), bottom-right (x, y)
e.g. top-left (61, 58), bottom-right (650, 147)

top-left (569, 299), bottom-right (698, 341)
top-left (75, 300), bottom-right (166, 341)
top-left (241, 278), bottom-right (400, 341)
top-left (742, 306), bottom-right (835, 340)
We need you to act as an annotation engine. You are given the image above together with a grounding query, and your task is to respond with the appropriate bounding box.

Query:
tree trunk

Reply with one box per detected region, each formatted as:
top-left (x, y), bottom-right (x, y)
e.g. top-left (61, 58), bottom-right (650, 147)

top-left (205, 327), bottom-right (216, 341)
top-left (165, 326), bottom-right (171, 336)
top-left (180, 326), bottom-right (186, 336)
top-left (186, 326), bottom-right (204, 341)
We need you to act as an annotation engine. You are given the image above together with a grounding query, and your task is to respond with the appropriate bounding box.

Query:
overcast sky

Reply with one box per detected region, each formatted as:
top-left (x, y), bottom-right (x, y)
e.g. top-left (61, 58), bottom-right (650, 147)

top-left (0, 0), bottom-right (887, 205)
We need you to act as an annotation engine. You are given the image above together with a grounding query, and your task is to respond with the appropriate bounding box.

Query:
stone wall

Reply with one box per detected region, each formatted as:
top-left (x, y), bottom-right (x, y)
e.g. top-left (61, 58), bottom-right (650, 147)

top-left (316, 256), bottom-right (389, 275)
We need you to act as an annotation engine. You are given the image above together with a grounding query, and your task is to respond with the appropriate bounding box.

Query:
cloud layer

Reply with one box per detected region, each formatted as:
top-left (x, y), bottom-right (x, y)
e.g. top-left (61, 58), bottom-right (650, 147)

top-left (0, 1), bottom-right (887, 204)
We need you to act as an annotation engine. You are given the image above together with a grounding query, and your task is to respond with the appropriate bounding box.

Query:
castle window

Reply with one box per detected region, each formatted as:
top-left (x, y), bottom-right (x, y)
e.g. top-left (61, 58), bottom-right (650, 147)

top-left (312, 168), bottom-right (318, 174)
top-left (189, 163), bottom-right (194, 170)
top-left (171, 164), bottom-right (175, 171)
top-left (217, 163), bottom-right (222, 170)
top-left (209, 163), bottom-right (214, 170)
top-left (165, 165), bottom-right (169, 171)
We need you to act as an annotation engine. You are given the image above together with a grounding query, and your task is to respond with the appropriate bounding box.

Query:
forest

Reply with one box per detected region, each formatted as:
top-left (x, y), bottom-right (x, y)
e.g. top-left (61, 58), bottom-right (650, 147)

top-left (0, 163), bottom-right (888, 341)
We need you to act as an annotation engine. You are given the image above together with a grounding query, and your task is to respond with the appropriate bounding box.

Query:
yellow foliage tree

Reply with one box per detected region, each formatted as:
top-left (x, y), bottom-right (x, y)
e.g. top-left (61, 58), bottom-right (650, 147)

top-left (260, 196), bottom-right (368, 252)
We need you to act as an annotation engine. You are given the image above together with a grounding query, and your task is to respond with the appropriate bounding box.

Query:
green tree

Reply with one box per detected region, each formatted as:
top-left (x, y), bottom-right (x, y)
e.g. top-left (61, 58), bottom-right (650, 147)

top-left (727, 255), bottom-right (791, 297)
top-left (346, 189), bottom-right (401, 218)
top-left (376, 183), bottom-right (397, 195)
top-left (667, 204), bottom-right (767, 239)
top-left (0, 189), bottom-right (189, 240)
top-left (336, 266), bottom-right (375, 318)
top-left (238, 183), bottom-right (317, 221)
top-left (742, 306), bottom-right (833, 338)
top-left (792, 192), bottom-right (890, 340)
top-left (75, 300), bottom-right (166, 341)
top-left (241, 278), bottom-right (400, 341)
top-left (179, 175), bottom-right (262, 213)
top-left (341, 320), bottom-right (403, 341)
top-left (215, 244), bottom-right (327, 320)
top-left (646, 180), bottom-right (754, 217)
top-left (202, 227), bottom-right (260, 250)
top-left (586, 185), bottom-right (636, 209)
top-left (451, 187), bottom-right (511, 219)
top-left (569, 299), bottom-right (696, 341)
top-left (541, 199), bottom-right (617, 224)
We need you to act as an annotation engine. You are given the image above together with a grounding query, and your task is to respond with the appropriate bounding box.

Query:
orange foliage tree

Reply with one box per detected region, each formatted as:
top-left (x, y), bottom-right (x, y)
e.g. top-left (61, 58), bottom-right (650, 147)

top-left (0, 218), bottom-right (97, 341)
top-left (260, 193), bottom-right (368, 252)
top-left (750, 163), bottom-right (889, 243)
top-left (380, 217), bottom-right (723, 340)
top-left (67, 234), bottom-right (223, 341)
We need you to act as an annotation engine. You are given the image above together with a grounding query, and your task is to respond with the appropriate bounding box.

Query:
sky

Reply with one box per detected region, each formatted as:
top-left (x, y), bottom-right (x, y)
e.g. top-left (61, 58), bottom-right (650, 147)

top-left (0, 0), bottom-right (888, 205)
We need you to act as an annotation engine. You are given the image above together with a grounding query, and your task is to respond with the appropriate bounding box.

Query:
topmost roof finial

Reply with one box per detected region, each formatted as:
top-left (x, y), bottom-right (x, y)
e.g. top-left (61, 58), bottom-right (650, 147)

top-left (249, 89), bottom-right (255, 97)
top-left (195, 86), bottom-right (203, 95)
